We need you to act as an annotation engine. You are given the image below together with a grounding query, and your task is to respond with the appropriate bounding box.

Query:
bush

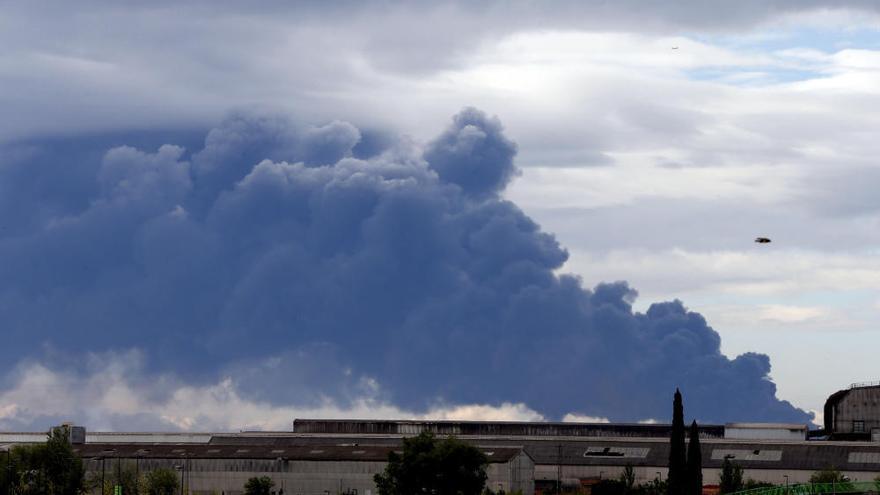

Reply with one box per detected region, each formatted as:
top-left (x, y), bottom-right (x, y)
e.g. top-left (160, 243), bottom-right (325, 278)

top-left (244, 476), bottom-right (275, 495)
top-left (145, 468), bottom-right (179, 495)
top-left (809, 468), bottom-right (846, 484)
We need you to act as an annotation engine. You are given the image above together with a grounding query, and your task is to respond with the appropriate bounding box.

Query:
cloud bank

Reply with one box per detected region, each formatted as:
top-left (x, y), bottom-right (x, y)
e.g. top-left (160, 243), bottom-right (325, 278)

top-left (0, 108), bottom-right (811, 429)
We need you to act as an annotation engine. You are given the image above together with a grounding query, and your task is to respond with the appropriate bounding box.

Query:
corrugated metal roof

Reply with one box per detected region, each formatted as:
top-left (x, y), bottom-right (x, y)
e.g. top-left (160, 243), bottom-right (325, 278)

top-left (207, 435), bottom-right (880, 471)
top-left (73, 443), bottom-right (525, 463)
top-left (725, 423), bottom-right (808, 430)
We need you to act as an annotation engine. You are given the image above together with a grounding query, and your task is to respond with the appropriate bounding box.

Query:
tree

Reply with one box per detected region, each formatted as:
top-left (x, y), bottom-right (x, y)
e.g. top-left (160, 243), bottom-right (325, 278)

top-left (244, 476), bottom-right (275, 495)
top-left (145, 468), bottom-right (179, 495)
top-left (686, 421), bottom-right (702, 495)
top-left (667, 389), bottom-right (686, 495)
top-left (4, 427), bottom-right (84, 495)
top-left (374, 431), bottom-right (488, 495)
top-left (718, 458), bottom-right (743, 495)
top-left (620, 464), bottom-right (636, 493)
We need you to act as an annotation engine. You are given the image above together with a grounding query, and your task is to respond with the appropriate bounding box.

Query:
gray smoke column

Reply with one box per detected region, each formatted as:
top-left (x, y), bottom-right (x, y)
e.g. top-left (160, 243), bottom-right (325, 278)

top-left (0, 108), bottom-right (811, 423)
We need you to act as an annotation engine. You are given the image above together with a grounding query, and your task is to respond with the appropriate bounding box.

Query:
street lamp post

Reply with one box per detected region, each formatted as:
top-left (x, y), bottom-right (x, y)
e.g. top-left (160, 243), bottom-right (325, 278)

top-left (175, 464), bottom-right (184, 495)
top-left (101, 457), bottom-right (106, 495)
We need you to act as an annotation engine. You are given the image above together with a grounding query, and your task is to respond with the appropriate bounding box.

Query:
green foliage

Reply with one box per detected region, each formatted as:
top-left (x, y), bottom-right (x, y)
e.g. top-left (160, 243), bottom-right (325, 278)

top-left (719, 458), bottom-right (743, 495)
top-left (145, 468), bottom-right (179, 495)
top-left (809, 468), bottom-right (847, 484)
top-left (87, 460), bottom-right (142, 495)
top-left (668, 389), bottom-right (686, 495)
top-left (686, 421), bottom-right (702, 495)
top-left (1, 427), bottom-right (85, 495)
top-left (374, 431), bottom-right (489, 495)
top-left (620, 465), bottom-right (636, 492)
top-left (244, 476), bottom-right (275, 495)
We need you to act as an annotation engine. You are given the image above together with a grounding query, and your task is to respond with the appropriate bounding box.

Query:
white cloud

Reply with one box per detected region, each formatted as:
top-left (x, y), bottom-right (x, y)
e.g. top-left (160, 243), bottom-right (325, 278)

top-left (562, 414), bottom-right (610, 423)
top-left (0, 353), bottom-right (545, 432)
top-left (757, 304), bottom-right (828, 323)
top-left (560, 248), bottom-right (880, 302)
top-left (809, 409), bottom-right (824, 428)
top-left (424, 403), bottom-right (545, 422)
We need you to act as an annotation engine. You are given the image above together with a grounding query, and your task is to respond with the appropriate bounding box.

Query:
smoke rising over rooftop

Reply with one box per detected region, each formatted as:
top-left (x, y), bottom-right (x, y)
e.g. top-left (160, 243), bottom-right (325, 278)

top-left (0, 108), bottom-right (811, 426)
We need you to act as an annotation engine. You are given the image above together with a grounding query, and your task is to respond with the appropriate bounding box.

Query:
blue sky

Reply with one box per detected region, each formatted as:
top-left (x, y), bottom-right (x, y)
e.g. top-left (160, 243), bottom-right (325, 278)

top-left (1, 1), bottom-right (880, 430)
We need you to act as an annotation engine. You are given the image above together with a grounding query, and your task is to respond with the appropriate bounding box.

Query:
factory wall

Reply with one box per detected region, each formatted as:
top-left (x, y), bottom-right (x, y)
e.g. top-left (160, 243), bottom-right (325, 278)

top-left (82, 453), bottom-right (534, 495)
top-left (828, 386), bottom-right (880, 437)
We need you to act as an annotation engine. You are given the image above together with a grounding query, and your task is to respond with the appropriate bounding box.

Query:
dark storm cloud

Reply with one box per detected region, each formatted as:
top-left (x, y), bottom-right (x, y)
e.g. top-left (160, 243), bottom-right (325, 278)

top-left (0, 108), bottom-right (810, 423)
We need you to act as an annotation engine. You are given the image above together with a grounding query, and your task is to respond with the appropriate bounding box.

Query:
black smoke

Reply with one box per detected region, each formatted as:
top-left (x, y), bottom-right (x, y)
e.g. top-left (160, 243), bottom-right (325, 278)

top-left (0, 108), bottom-right (811, 423)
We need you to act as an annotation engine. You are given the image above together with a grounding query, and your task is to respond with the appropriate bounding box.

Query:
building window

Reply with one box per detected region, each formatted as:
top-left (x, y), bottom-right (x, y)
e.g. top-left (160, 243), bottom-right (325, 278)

top-left (853, 420), bottom-right (866, 433)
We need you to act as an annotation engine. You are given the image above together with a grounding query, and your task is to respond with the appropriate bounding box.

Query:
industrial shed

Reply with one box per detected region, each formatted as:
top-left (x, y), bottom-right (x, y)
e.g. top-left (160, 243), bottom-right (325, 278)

top-left (825, 382), bottom-right (880, 440)
top-left (74, 443), bottom-right (534, 495)
top-left (292, 419), bottom-right (726, 439)
top-left (519, 438), bottom-right (880, 485)
top-left (266, 420), bottom-right (880, 486)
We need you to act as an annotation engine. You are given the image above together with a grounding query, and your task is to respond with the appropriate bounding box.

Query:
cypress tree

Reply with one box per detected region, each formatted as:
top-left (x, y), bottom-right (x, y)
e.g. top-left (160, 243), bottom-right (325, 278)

top-left (667, 388), bottom-right (687, 495)
top-left (687, 420), bottom-right (703, 495)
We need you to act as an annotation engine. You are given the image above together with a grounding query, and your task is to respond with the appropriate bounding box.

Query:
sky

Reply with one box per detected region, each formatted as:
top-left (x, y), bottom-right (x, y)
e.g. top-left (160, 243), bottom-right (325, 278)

top-left (1, 1), bottom-right (880, 431)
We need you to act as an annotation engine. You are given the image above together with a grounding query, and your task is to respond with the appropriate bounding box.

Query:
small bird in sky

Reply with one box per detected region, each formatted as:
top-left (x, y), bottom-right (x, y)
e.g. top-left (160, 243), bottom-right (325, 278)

top-left (755, 237), bottom-right (771, 244)
top-left (671, 46), bottom-right (679, 50)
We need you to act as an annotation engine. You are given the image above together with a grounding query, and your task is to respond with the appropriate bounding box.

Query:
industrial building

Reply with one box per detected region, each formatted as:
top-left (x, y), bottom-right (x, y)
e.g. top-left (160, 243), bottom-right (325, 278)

top-left (3, 385), bottom-right (880, 494)
top-left (72, 443), bottom-right (534, 495)
top-left (824, 382), bottom-right (880, 441)
top-left (3, 419), bottom-right (877, 494)
top-left (286, 419), bottom-right (877, 486)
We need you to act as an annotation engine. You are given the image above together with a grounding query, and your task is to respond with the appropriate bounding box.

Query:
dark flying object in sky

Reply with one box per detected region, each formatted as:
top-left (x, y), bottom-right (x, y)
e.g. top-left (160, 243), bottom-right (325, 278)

top-left (755, 237), bottom-right (771, 243)
top-left (671, 46), bottom-right (679, 49)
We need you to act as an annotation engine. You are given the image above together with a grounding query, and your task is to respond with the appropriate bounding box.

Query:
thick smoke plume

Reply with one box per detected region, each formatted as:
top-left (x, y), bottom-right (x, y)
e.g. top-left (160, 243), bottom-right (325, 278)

top-left (0, 109), bottom-right (811, 424)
